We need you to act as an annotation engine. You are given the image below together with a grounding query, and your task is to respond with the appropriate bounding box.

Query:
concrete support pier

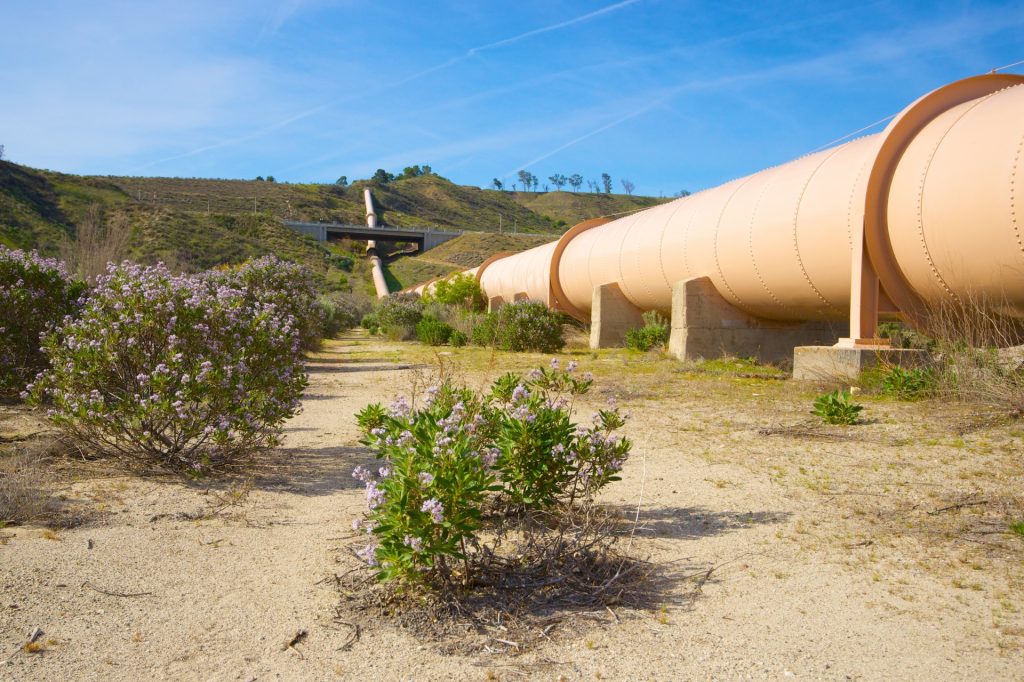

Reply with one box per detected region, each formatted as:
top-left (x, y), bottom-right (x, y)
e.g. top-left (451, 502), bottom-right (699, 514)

top-left (792, 343), bottom-right (929, 381)
top-left (590, 283), bottom-right (645, 349)
top-left (668, 277), bottom-right (845, 364)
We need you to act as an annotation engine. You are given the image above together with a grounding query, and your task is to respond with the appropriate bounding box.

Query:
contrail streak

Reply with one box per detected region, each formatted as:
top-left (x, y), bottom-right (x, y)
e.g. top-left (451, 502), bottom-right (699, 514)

top-left (135, 0), bottom-right (643, 170)
top-left (468, 0), bottom-right (642, 55)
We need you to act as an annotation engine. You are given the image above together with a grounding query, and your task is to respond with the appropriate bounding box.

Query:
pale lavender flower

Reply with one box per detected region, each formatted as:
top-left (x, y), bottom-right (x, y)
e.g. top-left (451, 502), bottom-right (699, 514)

top-left (365, 481), bottom-right (385, 508)
top-left (403, 535), bottom-right (424, 552)
top-left (418, 472), bottom-right (434, 486)
top-left (421, 498), bottom-right (444, 523)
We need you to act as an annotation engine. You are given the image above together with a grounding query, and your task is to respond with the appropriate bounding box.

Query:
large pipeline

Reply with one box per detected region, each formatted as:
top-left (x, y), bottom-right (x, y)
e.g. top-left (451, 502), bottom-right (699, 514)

top-left (453, 74), bottom-right (1024, 341)
top-left (364, 188), bottom-right (390, 299)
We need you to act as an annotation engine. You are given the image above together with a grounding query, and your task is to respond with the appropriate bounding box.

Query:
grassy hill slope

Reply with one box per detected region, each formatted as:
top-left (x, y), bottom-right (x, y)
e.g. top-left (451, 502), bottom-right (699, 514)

top-left (512, 191), bottom-right (666, 227)
top-left (381, 232), bottom-right (555, 291)
top-left (2, 160), bottom-right (665, 292)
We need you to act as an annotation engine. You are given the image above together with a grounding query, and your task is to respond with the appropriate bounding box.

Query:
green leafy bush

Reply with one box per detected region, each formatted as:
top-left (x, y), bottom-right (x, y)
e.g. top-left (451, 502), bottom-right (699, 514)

top-left (321, 292), bottom-right (373, 338)
top-left (27, 262), bottom-right (308, 473)
top-left (375, 292), bottom-right (424, 329)
top-left (352, 359), bottom-right (630, 584)
top-left (1, 247), bottom-right (86, 397)
top-left (416, 316), bottom-right (453, 346)
top-left (882, 366), bottom-right (933, 401)
top-left (471, 301), bottom-right (565, 353)
top-left (811, 390), bottom-right (863, 425)
top-left (361, 312), bottom-right (379, 335)
top-left (625, 311), bottom-right (670, 351)
top-left (449, 330), bottom-right (468, 347)
top-left (422, 273), bottom-right (486, 311)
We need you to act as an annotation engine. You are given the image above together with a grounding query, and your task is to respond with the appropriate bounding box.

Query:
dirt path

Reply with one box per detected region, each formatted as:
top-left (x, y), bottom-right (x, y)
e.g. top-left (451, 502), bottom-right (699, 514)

top-left (1, 335), bottom-right (1022, 680)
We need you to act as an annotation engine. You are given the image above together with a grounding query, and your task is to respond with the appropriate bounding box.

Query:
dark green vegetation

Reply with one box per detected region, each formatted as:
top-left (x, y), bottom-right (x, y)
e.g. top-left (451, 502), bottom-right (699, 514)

top-left (1, 160), bottom-right (665, 292)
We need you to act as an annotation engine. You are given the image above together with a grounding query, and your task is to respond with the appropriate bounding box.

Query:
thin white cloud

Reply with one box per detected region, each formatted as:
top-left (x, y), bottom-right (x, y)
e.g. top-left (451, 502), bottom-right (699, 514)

top-left (130, 104), bottom-right (330, 172)
top-left (467, 0), bottom-right (642, 56)
top-left (138, 0), bottom-right (646, 170)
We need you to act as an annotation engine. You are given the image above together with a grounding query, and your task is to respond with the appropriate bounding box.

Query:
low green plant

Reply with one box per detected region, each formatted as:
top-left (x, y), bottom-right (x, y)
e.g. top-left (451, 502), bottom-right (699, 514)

top-left (320, 292), bottom-right (373, 338)
top-left (375, 292), bottom-right (423, 330)
top-left (471, 301), bottom-right (565, 353)
top-left (449, 330), bottom-right (468, 347)
top-left (1009, 521), bottom-right (1024, 537)
top-left (882, 366), bottom-right (933, 401)
top-left (422, 272), bottom-right (485, 311)
top-left (625, 311), bottom-right (670, 351)
top-left (415, 316), bottom-right (453, 346)
top-left (812, 390), bottom-right (863, 425)
top-left (352, 359), bottom-right (630, 585)
top-left (361, 312), bottom-right (379, 335)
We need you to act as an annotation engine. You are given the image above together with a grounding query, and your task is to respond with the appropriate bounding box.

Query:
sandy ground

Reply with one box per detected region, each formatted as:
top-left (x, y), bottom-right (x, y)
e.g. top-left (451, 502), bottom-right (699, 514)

top-left (2, 333), bottom-right (1023, 681)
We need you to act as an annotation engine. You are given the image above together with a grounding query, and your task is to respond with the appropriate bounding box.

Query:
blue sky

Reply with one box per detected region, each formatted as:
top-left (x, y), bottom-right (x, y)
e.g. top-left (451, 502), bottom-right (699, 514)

top-left (2, 1), bottom-right (1022, 196)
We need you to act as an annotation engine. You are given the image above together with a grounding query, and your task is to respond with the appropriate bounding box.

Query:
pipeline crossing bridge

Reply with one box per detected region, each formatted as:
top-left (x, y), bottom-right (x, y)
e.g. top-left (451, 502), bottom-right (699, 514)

top-left (284, 221), bottom-right (460, 252)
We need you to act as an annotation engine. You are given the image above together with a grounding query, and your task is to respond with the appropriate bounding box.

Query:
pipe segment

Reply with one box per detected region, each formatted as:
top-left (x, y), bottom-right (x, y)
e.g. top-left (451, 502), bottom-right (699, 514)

top-left (457, 74), bottom-right (1024, 327)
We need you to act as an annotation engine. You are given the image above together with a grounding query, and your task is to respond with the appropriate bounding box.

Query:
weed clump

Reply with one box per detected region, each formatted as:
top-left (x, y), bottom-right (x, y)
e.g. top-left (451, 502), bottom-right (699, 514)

top-left (812, 390), bottom-right (863, 425)
top-left (415, 316), bottom-right (453, 346)
top-left (625, 311), bottom-right (670, 352)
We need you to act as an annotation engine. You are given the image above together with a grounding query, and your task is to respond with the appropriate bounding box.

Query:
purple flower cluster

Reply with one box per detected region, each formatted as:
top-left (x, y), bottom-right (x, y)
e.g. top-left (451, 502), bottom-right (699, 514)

top-left (420, 498), bottom-right (445, 523)
top-left (26, 259), bottom-right (308, 470)
top-left (1, 246), bottom-right (85, 396)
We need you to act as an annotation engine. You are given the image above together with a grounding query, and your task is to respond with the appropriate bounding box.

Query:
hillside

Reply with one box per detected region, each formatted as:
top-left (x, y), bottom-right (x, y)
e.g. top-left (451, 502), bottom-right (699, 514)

top-left (1, 160), bottom-right (665, 291)
top-left (512, 190), bottom-right (666, 227)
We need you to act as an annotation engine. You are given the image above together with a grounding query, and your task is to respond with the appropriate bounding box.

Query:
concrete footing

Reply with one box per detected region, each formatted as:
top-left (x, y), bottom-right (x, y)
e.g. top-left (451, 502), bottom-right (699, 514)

top-left (590, 283), bottom-right (645, 349)
top-left (792, 344), bottom-right (929, 381)
top-left (668, 277), bottom-right (846, 364)
top-left (487, 296), bottom-right (505, 313)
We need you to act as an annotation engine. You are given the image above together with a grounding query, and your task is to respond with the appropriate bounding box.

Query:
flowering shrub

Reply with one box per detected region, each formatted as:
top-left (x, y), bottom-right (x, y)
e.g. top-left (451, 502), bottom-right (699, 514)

top-left (0, 247), bottom-right (86, 397)
top-left (205, 255), bottom-right (324, 350)
top-left (353, 359), bottom-right (630, 584)
top-left (27, 262), bottom-right (307, 473)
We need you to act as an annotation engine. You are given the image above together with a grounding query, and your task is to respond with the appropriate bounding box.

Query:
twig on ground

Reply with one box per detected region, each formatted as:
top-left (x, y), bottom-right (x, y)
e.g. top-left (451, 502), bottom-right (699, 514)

top-left (81, 581), bottom-right (152, 598)
top-left (626, 451), bottom-right (646, 553)
top-left (283, 628), bottom-right (308, 658)
top-left (928, 499), bottom-right (988, 516)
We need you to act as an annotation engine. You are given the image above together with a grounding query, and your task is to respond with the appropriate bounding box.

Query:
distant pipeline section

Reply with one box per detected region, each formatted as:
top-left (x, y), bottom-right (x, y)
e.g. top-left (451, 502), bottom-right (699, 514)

top-left (364, 188), bottom-right (390, 299)
top-left (411, 74), bottom-right (1024, 362)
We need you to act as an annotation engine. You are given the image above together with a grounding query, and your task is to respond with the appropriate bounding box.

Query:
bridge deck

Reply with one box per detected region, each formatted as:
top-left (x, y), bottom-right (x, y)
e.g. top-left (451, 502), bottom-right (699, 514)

top-left (283, 221), bottom-right (461, 251)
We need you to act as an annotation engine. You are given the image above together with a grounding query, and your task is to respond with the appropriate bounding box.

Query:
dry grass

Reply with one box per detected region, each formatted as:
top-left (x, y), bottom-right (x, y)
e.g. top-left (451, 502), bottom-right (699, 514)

top-left (59, 203), bottom-right (132, 282)
top-left (336, 503), bottom-right (673, 656)
top-left (0, 448), bottom-right (51, 524)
